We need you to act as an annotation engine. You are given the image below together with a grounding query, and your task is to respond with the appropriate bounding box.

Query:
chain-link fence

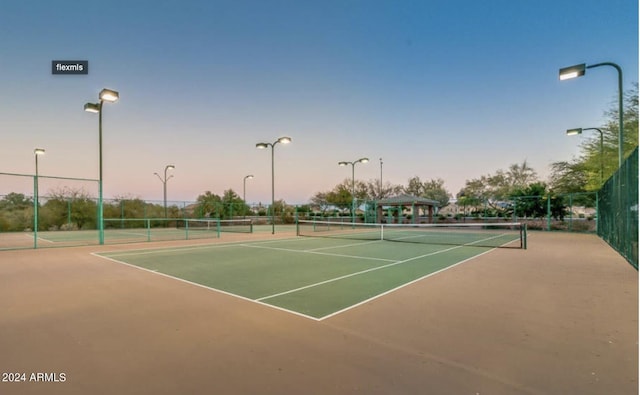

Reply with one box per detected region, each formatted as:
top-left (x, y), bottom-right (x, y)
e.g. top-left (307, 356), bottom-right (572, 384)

top-left (597, 147), bottom-right (638, 269)
top-left (3, 163), bottom-right (633, 253)
top-left (299, 195), bottom-right (598, 232)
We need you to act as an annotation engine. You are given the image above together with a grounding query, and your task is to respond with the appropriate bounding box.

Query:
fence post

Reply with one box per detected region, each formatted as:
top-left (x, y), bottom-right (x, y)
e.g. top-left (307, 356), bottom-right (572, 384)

top-left (546, 195), bottom-right (551, 231)
top-left (595, 191), bottom-right (599, 235)
top-left (569, 193), bottom-right (573, 231)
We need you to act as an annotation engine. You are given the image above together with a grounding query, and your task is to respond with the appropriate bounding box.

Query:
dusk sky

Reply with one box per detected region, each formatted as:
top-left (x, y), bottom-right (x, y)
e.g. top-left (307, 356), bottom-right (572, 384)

top-left (1, 0), bottom-right (637, 205)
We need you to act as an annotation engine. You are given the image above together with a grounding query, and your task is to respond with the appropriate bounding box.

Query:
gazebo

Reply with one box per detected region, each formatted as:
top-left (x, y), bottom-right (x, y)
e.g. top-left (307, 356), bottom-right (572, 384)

top-left (376, 194), bottom-right (439, 224)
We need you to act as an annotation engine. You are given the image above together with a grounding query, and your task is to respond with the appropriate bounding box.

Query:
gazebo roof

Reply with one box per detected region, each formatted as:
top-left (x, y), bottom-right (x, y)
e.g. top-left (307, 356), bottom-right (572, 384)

top-left (377, 194), bottom-right (439, 207)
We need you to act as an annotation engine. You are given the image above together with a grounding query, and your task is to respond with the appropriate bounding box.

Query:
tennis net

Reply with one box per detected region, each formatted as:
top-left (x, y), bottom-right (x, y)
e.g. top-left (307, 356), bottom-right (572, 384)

top-left (296, 220), bottom-right (526, 249)
top-left (176, 219), bottom-right (253, 234)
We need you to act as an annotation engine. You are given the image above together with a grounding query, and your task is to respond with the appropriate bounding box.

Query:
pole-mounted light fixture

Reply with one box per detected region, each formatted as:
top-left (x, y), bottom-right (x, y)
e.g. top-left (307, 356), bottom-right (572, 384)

top-left (558, 63), bottom-right (586, 81)
top-left (84, 87), bottom-right (120, 245)
top-left (155, 165), bottom-right (175, 218)
top-left (243, 174), bottom-right (254, 218)
top-left (256, 137), bottom-right (292, 234)
top-left (33, 148), bottom-right (45, 248)
top-left (566, 127), bottom-right (604, 186)
top-left (338, 157), bottom-right (369, 222)
top-left (559, 62), bottom-right (623, 167)
top-left (99, 88), bottom-right (120, 102)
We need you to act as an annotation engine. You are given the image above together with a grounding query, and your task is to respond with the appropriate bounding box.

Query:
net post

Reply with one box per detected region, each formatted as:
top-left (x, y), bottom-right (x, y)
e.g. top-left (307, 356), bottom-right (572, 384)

top-left (380, 224), bottom-right (384, 241)
top-left (185, 219), bottom-right (189, 240)
top-left (523, 223), bottom-right (527, 250)
top-left (216, 218), bottom-right (221, 238)
top-left (146, 219), bottom-right (151, 242)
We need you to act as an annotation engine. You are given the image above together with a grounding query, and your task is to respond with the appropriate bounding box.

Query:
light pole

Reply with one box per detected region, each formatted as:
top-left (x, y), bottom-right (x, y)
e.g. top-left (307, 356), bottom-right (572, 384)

top-left (256, 137), bottom-right (291, 234)
top-left (85, 88), bottom-right (119, 245)
top-left (559, 62), bottom-right (624, 167)
top-left (34, 148), bottom-right (45, 248)
top-left (566, 127), bottom-right (604, 185)
top-left (155, 165), bottom-right (175, 218)
top-left (243, 175), bottom-right (254, 218)
top-left (379, 157), bottom-right (383, 198)
top-left (338, 157), bottom-right (369, 222)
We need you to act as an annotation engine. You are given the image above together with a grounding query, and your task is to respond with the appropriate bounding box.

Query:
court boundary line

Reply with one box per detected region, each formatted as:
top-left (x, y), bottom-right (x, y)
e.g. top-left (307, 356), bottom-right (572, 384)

top-left (238, 243), bottom-right (397, 263)
top-left (256, 242), bottom-right (477, 302)
top-left (25, 233), bottom-right (55, 244)
top-left (97, 236), bottom-right (306, 258)
top-left (305, 239), bottom-right (383, 252)
top-left (92, 252), bottom-right (323, 321)
top-left (319, 248), bottom-right (498, 320)
top-left (319, 234), bottom-right (531, 320)
top-left (93, 232), bottom-right (526, 321)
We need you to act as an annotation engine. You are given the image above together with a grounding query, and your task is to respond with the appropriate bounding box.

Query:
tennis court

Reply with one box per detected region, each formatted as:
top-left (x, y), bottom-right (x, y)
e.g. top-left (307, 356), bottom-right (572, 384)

top-left (0, 218), bottom-right (253, 249)
top-left (0, 227), bottom-right (637, 395)
top-left (97, 221), bottom-right (525, 319)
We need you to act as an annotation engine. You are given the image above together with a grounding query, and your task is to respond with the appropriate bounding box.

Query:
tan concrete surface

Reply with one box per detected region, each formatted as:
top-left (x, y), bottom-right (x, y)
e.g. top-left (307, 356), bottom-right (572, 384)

top-left (0, 231), bottom-right (636, 394)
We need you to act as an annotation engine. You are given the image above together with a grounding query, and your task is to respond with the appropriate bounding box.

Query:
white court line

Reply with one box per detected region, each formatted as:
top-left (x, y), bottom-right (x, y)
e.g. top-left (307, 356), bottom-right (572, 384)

top-left (238, 243), bottom-right (396, 263)
top-left (256, 243), bottom-right (468, 302)
top-left (319, 248), bottom-right (499, 320)
top-left (305, 239), bottom-right (383, 252)
top-left (27, 233), bottom-right (54, 243)
top-left (99, 236), bottom-right (306, 258)
top-left (93, 231), bottom-right (525, 321)
top-left (91, 252), bottom-right (322, 321)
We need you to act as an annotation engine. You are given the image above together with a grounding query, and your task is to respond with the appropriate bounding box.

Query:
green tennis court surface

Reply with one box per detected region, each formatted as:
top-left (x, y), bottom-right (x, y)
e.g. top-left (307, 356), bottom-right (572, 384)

top-left (96, 232), bottom-right (523, 320)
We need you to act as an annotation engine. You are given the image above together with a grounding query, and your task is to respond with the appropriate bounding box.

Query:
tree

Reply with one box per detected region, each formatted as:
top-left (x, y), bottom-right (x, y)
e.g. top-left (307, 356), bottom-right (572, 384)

top-left (457, 178), bottom-right (494, 214)
top-left (548, 161), bottom-right (588, 194)
top-left (221, 189), bottom-right (247, 218)
top-left (404, 176), bottom-right (450, 208)
top-left (268, 199), bottom-right (296, 224)
top-left (0, 193), bottom-right (32, 211)
top-left (455, 189), bottom-right (475, 216)
top-left (459, 161), bottom-right (540, 215)
top-left (0, 193), bottom-right (33, 231)
top-left (511, 183), bottom-right (547, 219)
top-left (507, 160), bottom-right (537, 189)
top-left (40, 187), bottom-right (97, 230)
top-left (422, 179), bottom-right (450, 208)
top-left (552, 84), bottom-right (638, 191)
top-left (601, 82), bottom-right (639, 165)
top-left (364, 179), bottom-right (403, 200)
top-left (326, 183), bottom-right (352, 214)
top-left (511, 182), bottom-right (567, 220)
top-left (405, 176), bottom-right (424, 196)
top-left (309, 192), bottom-right (331, 215)
top-left (196, 191), bottom-right (222, 218)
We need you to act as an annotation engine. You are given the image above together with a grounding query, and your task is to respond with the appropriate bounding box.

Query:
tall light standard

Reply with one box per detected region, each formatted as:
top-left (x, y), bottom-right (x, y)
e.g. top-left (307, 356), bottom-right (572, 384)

top-left (338, 157), bottom-right (369, 222)
top-left (155, 164), bottom-right (175, 218)
top-left (256, 137), bottom-right (291, 234)
top-left (33, 148), bottom-right (45, 248)
top-left (559, 62), bottom-right (624, 167)
top-left (243, 174), bottom-right (254, 218)
top-left (84, 88), bottom-right (119, 245)
top-left (379, 157), bottom-right (383, 198)
top-left (566, 127), bottom-right (604, 185)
